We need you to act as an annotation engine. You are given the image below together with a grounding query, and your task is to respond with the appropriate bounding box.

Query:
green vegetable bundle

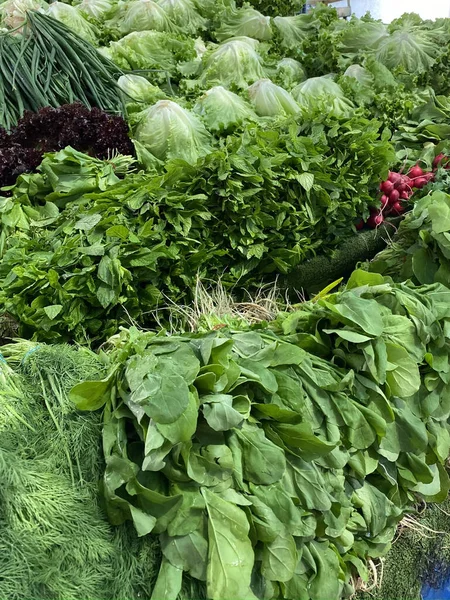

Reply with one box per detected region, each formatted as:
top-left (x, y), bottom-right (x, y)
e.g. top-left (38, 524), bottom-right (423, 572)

top-left (0, 11), bottom-right (123, 129)
top-left (0, 112), bottom-right (394, 343)
top-left (71, 270), bottom-right (450, 600)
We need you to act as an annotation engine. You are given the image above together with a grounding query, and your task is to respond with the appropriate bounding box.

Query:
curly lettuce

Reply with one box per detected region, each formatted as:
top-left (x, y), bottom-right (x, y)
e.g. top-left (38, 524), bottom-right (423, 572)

top-left (247, 79), bottom-right (299, 117)
top-left (275, 57), bottom-right (306, 89)
top-left (214, 5), bottom-right (272, 42)
top-left (156, 0), bottom-right (205, 34)
top-left (196, 37), bottom-right (267, 89)
top-left (46, 2), bottom-right (98, 44)
top-left (193, 85), bottom-right (257, 133)
top-left (292, 76), bottom-right (354, 118)
top-left (134, 100), bottom-right (213, 164)
top-left (116, 0), bottom-right (179, 35)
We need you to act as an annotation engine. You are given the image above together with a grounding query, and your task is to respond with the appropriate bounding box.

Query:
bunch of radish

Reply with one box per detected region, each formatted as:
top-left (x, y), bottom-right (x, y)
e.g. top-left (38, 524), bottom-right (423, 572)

top-left (360, 163), bottom-right (438, 230)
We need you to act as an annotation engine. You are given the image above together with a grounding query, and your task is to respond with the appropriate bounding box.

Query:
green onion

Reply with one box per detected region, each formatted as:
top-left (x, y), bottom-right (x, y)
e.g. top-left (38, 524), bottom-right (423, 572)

top-left (0, 11), bottom-right (124, 129)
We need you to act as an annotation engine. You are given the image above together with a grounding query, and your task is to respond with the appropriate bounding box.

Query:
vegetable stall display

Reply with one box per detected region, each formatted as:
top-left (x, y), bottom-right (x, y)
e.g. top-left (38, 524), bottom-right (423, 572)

top-left (1, 1), bottom-right (450, 600)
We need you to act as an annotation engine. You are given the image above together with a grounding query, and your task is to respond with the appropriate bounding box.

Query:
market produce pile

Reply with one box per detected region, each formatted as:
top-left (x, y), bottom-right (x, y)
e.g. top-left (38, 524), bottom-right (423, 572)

top-left (2, 0), bottom-right (450, 599)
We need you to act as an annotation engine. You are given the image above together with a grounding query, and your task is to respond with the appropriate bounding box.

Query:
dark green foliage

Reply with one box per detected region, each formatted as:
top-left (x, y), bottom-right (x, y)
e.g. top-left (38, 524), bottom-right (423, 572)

top-left (0, 115), bottom-right (394, 343)
top-left (283, 219), bottom-right (399, 294)
top-left (0, 343), bottom-right (163, 600)
top-left (72, 274), bottom-right (450, 599)
top-left (367, 189), bottom-right (450, 287)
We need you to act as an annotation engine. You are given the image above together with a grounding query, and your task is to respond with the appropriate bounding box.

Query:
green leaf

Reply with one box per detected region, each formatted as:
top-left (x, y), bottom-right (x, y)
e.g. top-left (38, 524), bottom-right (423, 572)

top-left (271, 422), bottom-right (336, 459)
top-left (288, 456), bottom-right (333, 512)
top-left (157, 392), bottom-right (198, 443)
top-left (308, 541), bottom-right (341, 600)
top-left (161, 529), bottom-right (208, 580)
top-left (262, 532), bottom-right (298, 582)
top-left (130, 505), bottom-right (157, 537)
top-left (346, 269), bottom-right (385, 289)
top-left (323, 293), bottom-right (384, 337)
top-left (412, 247), bottom-right (438, 284)
top-left (131, 373), bottom-right (190, 424)
top-left (43, 304), bottom-right (63, 320)
top-left (96, 284), bottom-right (117, 308)
top-left (70, 375), bottom-right (113, 411)
top-left (201, 487), bottom-right (255, 600)
top-left (298, 172), bottom-right (314, 192)
top-left (385, 343), bottom-right (421, 397)
top-left (323, 329), bottom-right (372, 343)
top-left (429, 192), bottom-right (450, 233)
top-left (352, 481), bottom-right (401, 536)
top-left (150, 557), bottom-right (183, 600)
top-left (202, 394), bottom-right (245, 431)
top-left (233, 422), bottom-right (286, 484)
top-left (106, 225), bottom-right (130, 240)
top-left (74, 213), bottom-right (102, 231)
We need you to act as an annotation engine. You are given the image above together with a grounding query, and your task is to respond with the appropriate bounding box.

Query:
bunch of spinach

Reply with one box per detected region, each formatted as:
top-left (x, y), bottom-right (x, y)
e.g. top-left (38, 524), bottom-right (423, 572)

top-left (0, 114), bottom-right (394, 343)
top-left (70, 270), bottom-right (450, 600)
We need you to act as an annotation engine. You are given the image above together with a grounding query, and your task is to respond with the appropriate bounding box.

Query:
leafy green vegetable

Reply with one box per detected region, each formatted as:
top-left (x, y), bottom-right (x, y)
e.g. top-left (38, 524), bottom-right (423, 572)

top-left (47, 1), bottom-right (98, 44)
top-left (214, 5), bottom-right (272, 42)
top-left (135, 100), bottom-right (212, 164)
top-left (193, 86), bottom-right (257, 133)
top-left (247, 78), bottom-right (300, 117)
top-left (73, 272), bottom-right (450, 599)
top-left (292, 76), bottom-right (354, 118)
top-left (194, 37), bottom-right (267, 90)
top-left (0, 110), bottom-right (394, 342)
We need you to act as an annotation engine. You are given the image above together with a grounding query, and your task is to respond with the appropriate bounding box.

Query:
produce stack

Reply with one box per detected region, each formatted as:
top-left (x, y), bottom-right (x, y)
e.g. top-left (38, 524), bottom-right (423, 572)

top-left (1, 1), bottom-right (450, 599)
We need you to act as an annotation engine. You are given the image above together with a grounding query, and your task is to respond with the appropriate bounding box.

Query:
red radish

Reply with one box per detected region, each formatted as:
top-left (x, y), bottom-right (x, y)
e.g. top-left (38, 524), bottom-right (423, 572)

top-left (391, 202), bottom-right (405, 215)
top-left (355, 219), bottom-right (364, 230)
top-left (408, 165), bottom-right (424, 179)
top-left (413, 177), bottom-right (428, 189)
top-left (380, 195), bottom-right (389, 208)
top-left (433, 153), bottom-right (449, 169)
top-left (367, 213), bottom-right (384, 228)
top-left (389, 189), bottom-right (400, 203)
top-left (397, 183), bottom-right (407, 193)
top-left (424, 172), bottom-right (434, 182)
top-left (400, 191), bottom-right (410, 200)
top-left (388, 172), bottom-right (402, 184)
top-left (380, 180), bottom-right (394, 194)
top-left (402, 176), bottom-right (413, 188)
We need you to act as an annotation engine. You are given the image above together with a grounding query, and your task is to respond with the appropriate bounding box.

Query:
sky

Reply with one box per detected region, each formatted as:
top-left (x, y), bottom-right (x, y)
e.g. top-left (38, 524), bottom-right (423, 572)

top-left (330, 0), bottom-right (450, 20)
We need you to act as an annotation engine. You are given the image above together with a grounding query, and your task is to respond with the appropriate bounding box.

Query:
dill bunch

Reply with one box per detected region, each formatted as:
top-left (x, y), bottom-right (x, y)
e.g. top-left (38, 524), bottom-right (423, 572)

top-left (0, 342), bottom-right (166, 600)
top-left (2, 341), bottom-right (105, 483)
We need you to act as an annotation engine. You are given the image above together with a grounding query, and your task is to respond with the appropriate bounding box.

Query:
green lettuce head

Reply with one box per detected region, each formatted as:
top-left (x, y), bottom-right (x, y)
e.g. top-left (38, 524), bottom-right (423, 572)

top-left (156, 0), bottom-right (205, 34)
top-left (273, 15), bottom-right (311, 50)
top-left (77, 0), bottom-right (116, 19)
top-left (275, 58), bottom-right (307, 89)
top-left (134, 99), bottom-right (213, 164)
top-left (117, 75), bottom-right (166, 104)
top-left (343, 64), bottom-right (373, 86)
top-left (247, 79), bottom-right (300, 117)
top-left (46, 2), bottom-right (98, 43)
top-left (198, 37), bottom-right (266, 89)
top-left (193, 85), bottom-right (257, 133)
top-left (292, 75), bottom-right (354, 118)
top-left (118, 0), bottom-right (178, 35)
top-left (214, 5), bottom-right (272, 42)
